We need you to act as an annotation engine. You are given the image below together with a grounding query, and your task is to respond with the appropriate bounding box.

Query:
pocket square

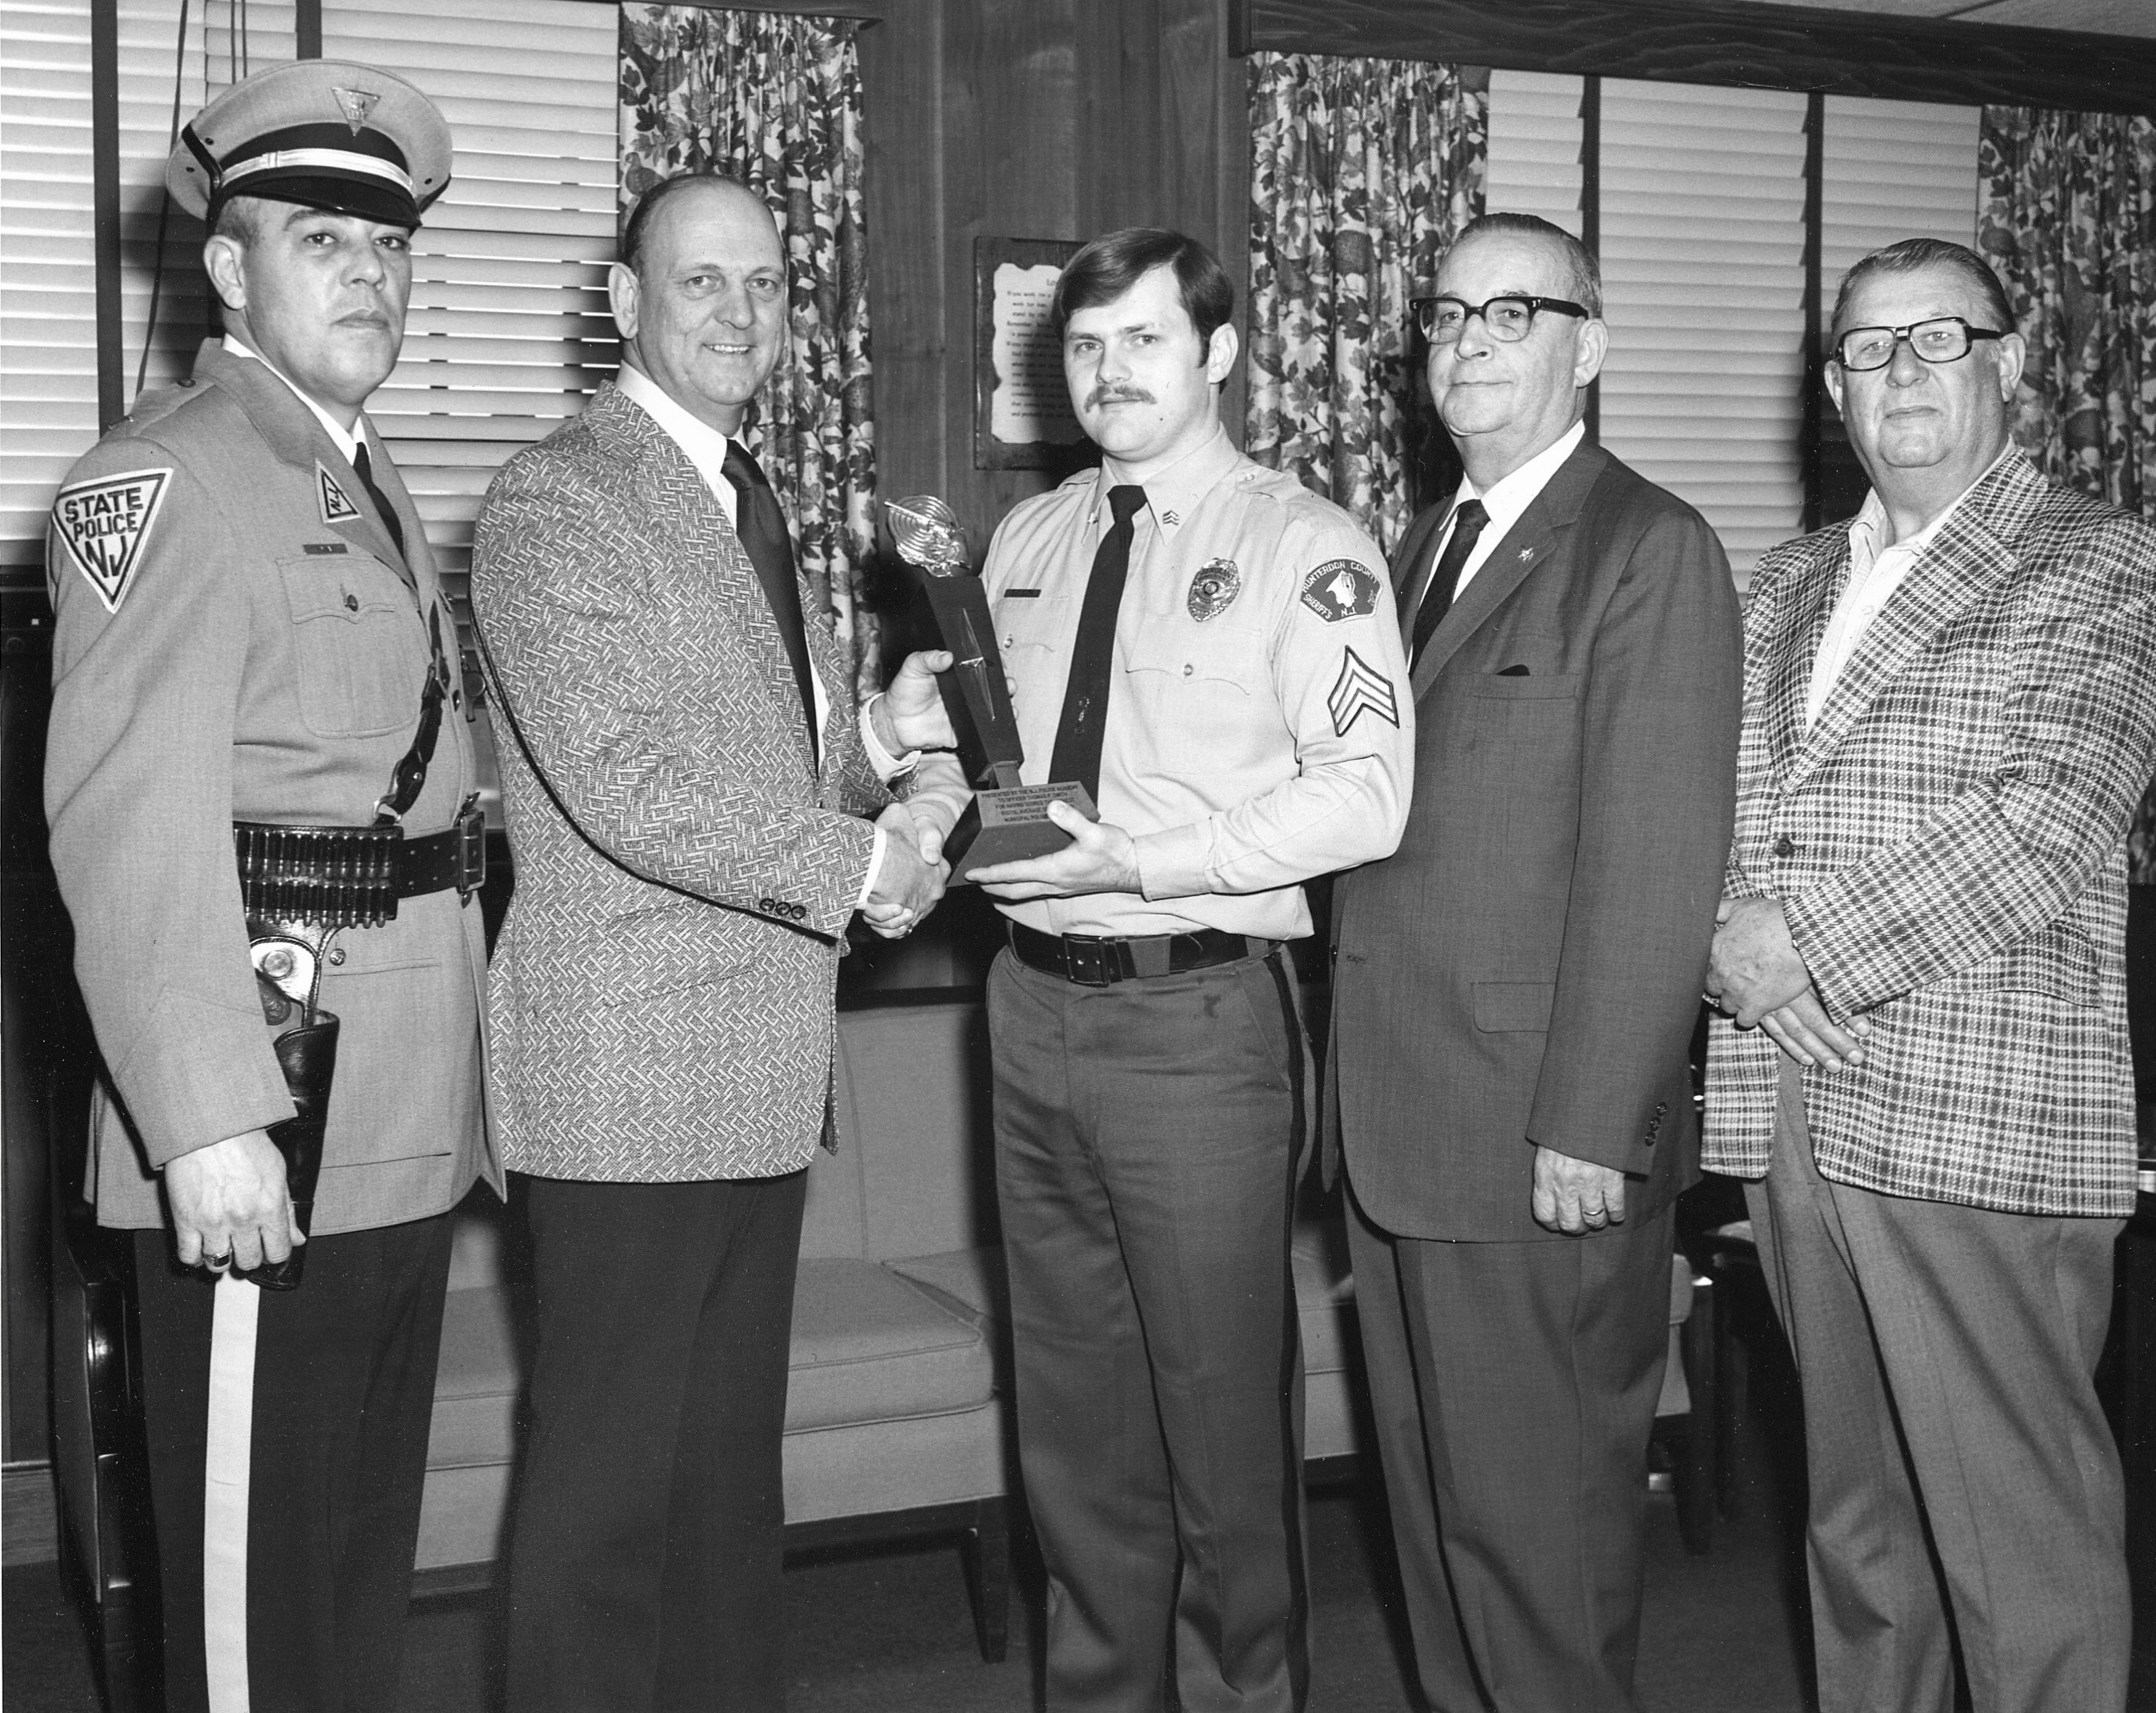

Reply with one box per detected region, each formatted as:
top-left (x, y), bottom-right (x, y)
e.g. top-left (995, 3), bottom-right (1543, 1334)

top-left (1496, 664), bottom-right (1531, 677)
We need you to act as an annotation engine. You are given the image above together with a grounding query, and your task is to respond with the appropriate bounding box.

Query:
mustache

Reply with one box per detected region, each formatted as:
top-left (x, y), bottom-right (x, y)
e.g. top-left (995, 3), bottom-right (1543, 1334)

top-left (1086, 387), bottom-right (1154, 408)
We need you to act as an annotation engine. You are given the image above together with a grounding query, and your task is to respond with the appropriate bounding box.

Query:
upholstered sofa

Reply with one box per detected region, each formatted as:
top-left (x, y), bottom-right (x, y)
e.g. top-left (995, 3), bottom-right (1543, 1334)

top-left (408, 994), bottom-right (1708, 1665)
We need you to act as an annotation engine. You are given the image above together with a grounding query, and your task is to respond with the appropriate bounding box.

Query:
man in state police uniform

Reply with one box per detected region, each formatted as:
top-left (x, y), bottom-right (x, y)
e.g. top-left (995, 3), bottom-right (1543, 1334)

top-left (43, 61), bottom-right (497, 1712)
top-left (966, 227), bottom-right (1413, 1711)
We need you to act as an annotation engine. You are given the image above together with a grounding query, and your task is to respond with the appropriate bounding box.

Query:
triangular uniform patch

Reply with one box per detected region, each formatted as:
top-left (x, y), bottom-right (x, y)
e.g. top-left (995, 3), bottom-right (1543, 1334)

top-left (52, 468), bottom-right (171, 613)
top-left (317, 462), bottom-right (364, 526)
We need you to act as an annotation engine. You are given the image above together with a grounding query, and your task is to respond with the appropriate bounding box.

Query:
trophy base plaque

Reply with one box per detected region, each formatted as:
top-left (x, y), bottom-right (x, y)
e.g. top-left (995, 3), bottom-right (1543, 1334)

top-left (946, 780), bottom-right (1098, 884)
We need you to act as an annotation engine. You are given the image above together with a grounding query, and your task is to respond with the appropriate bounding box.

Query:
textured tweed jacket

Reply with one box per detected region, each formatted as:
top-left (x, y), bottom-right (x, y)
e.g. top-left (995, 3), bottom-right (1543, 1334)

top-left (470, 381), bottom-right (886, 1183)
top-left (1704, 450), bottom-right (2156, 1217)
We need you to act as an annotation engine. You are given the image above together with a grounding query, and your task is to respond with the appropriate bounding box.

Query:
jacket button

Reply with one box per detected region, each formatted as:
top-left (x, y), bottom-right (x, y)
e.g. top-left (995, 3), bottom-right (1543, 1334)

top-left (1773, 835), bottom-right (1796, 858)
top-left (344, 593), bottom-right (360, 612)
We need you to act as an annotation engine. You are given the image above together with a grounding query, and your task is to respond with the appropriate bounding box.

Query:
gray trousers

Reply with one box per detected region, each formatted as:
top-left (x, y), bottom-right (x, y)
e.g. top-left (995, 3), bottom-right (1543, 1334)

top-left (1347, 1183), bottom-right (1674, 1713)
top-left (988, 945), bottom-right (1309, 1713)
top-left (1750, 1060), bottom-right (2129, 1713)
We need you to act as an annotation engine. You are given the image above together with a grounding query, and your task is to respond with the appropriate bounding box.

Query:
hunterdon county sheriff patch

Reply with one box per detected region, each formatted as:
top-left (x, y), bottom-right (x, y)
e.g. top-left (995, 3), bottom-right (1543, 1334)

top-left (52, 468), bottom-right (171, 612)
top-left (1187, 558), bottom-right (1241, 621)
top-left (1300, 558), bottom-right (1382, 623)
top-left (316, 461), bottom-right (364, 526)
top-left (1327, 645), bottom-right (1400, 735)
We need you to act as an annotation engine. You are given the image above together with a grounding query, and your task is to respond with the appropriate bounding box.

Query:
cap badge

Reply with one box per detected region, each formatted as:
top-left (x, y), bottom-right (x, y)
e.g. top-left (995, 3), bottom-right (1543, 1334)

top-left (1187, 557), bottom-right (1241, 622)
top-left (332, 86), bottom-right (381, 134)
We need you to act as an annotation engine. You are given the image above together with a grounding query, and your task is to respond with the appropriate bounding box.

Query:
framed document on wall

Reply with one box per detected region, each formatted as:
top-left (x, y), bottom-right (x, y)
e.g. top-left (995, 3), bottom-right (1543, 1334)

top-left (974, 237), bottom-right (1086, 469)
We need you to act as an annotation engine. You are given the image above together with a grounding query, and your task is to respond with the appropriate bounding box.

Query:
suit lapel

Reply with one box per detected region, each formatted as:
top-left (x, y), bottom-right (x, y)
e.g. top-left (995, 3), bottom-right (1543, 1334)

top-left (593, 385), bottom-right (820, 777)
top-left (1757, 535), bottom-right (1848, 784)
top-left (1408, 441), bottom-right (1606, 699)
top-left (1783, 458), bottom-right (2027, 790)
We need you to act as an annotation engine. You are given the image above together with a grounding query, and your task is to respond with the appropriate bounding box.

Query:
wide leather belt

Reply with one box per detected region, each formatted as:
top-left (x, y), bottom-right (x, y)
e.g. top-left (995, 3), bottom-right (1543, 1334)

top-left (234, 799), bottom-right (486, 930)
top-left (1007, 922), bottom-right (1273, 987)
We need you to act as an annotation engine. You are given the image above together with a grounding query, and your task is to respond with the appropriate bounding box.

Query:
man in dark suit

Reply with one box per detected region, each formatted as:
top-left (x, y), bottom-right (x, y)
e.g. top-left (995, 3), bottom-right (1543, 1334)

top-left (1328, 212), bottom-right (1743, 1712)
top-left (471, 173), bottom-right (957, 1712)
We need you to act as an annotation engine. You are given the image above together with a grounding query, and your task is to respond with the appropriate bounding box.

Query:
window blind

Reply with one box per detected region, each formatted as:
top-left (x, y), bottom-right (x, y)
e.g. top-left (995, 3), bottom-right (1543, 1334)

top-left (1, 1), bottom-right (291, 571)
top-left (1484, 66), bottom-right (1585, 240)
top-left (1596, 80), bottom-right (1811, 589)
top-left (321, 0), bottom-right (620, 576)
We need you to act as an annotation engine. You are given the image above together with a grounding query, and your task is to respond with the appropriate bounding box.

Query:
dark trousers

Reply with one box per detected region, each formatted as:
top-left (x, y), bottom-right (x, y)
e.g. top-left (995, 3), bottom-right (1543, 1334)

top-left (504, 1170), bottom-right (807, 1713)
top-left (1749, 1061), bottom-right (2129, 1713)
top-left (134, 1213), bottom-right (453, 1713)
top-left (1346, 1183), bottom-right (1674, 1713)
top-left (988, 946), bottom-right (1309, 1713)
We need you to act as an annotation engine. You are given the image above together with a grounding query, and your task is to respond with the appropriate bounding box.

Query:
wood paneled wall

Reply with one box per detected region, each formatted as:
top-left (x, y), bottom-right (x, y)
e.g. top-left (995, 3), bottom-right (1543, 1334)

top-left (858, 0), bottom-right (1249, 569)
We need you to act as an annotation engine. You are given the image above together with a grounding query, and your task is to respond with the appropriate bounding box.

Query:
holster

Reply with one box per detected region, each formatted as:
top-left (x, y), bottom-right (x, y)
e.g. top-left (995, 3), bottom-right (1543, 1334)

top-left (239, 1013), bottom-right (339, 1292)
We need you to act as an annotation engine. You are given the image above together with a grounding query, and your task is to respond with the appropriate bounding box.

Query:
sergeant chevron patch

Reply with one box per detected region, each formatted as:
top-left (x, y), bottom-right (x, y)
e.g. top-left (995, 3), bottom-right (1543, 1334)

top-left (316, 462), bottom-right (364, 526)
top-left (52, 468), bottom-right (171, 612)
top-left (1327, 645), bottom-right (1400, 735)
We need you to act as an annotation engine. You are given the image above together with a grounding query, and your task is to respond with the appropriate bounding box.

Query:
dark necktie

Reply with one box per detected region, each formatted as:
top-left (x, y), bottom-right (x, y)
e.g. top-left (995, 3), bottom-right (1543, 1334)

top-left (1407, 497), bottom-right (1489, 665)
top-left (1048, 483), bottom-right (1148, 798)
top-left (351, 440), bottom-right (406, 561)
top-left (721, 441), bottom-right (817, 747)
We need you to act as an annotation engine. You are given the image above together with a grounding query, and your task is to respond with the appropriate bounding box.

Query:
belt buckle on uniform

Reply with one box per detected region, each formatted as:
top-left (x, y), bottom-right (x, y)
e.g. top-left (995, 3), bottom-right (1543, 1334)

top-left (1063, 936), bottom-right (1118, 987)
top-left (453, 796), bottom-right (487, 901)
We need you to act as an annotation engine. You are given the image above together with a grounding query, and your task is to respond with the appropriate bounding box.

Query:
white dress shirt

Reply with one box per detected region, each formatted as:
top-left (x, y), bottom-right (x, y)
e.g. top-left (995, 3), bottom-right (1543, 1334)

top-left (1805, 445), bottom-right (2012, 726)
top-left (1408, 419), bottom-right (1586, 614)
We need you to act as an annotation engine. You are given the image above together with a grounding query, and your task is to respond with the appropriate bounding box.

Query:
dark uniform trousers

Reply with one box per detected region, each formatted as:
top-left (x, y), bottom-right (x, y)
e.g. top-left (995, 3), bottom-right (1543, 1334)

top-left (1345, 1183), bottom-right (1674, 1713)
top-left (989, 946), bottom-right (1310, 1713)
top-left (1748, 1061), bottom-right (2128, 1713)
top-left (134, 1214), bottom-right (454, 1713)
top-left (504, 1169), bottom-right (807, 1713)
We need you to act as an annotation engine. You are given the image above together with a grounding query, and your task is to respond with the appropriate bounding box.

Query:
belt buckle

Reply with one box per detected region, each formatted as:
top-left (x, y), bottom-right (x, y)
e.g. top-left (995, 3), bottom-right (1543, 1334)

top-left (1062, 936), bottom-right (1119, 987)
top-left (454, 797), bottom-right (487, 901)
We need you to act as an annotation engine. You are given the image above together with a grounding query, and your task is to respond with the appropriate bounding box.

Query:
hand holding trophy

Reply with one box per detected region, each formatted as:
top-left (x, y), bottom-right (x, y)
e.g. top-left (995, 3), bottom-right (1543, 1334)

top-left (887, 495), bottom-right (1098, 882)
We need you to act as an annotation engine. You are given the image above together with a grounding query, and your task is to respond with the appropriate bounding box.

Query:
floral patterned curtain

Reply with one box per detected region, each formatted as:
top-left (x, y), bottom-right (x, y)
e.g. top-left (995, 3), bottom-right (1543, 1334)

top-left (619, 5), bottom-right (880, 699)
top-left (1246, 55), bottom-right (1486, 554)
top-left (1977, 108), bottom-right (2156, 880)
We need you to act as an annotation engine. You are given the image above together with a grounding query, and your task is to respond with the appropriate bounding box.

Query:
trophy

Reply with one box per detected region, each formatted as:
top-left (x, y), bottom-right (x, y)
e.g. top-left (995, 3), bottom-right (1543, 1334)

top-left (888, 495), bottom-right (1097, 882)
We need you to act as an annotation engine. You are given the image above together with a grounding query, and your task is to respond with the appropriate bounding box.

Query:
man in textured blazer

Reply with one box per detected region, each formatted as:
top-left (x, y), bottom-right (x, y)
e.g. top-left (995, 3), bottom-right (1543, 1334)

top-left (1328, 212), bottom-right (1742, 1713)
top-left (44, 63), bottom-right (498, 1712)
top-left (1706, 239), bottom-right (2156, 1713)
top-left (470, 173), bottom-right (955, 1713)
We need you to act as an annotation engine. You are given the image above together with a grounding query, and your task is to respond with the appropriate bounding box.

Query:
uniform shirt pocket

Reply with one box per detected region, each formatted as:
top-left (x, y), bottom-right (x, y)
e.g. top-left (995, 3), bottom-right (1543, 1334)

top-left (277, 554), bottom-right (424, 738)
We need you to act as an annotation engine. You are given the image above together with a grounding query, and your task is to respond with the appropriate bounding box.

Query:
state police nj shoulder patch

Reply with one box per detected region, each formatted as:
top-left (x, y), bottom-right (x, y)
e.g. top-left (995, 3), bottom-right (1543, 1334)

top-left (1300, 558), bottom-right (1381, 623)
top-left (52, 468), bottom-right (171, 612)
top-left (1327, 645), bottom-right (1400, 736)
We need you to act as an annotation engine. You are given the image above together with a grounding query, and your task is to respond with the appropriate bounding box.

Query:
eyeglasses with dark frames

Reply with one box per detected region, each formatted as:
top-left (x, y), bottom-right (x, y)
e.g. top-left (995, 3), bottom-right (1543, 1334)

top-left (1832, 317), bottom-right (2008, 373)
top-left (1413, 294), bottom-right (1592, 344)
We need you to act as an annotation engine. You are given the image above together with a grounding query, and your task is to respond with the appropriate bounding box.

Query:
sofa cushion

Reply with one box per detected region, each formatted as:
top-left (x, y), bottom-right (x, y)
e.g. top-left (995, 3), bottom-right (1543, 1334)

top-left (1291, 1218), bottom-right (1355, 1380)
top-left (885, 1245), bottom-right (1006, 1328)
top-left (787, 1257), bottom-right (995, 1434)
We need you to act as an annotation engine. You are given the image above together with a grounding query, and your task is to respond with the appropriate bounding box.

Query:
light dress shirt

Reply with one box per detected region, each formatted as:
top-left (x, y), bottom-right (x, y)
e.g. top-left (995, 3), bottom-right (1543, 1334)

top-left (983, 422), bottom-right (1414, 939)
top-left (1804, 445), bottom-right (2012, 726)
top-left (1407, 420), bottom-right (1586, 615)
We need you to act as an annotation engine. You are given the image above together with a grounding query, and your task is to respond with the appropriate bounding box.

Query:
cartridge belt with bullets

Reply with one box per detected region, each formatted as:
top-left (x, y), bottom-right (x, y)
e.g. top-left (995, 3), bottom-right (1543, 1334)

top-left (234, 798), bottom-right (486, 930)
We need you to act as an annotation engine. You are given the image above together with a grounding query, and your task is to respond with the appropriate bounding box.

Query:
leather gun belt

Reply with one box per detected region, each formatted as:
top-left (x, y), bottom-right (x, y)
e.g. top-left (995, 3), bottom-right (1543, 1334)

top-left (234, 800), bottom-right (486, 930)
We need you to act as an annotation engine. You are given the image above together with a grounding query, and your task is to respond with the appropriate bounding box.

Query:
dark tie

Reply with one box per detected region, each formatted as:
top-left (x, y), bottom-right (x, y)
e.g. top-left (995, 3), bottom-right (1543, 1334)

top-left (351, 440), bottom-right (406, 561)
top-left (721, 441), bottom-right (817, 747)
top-left (1407, 498), bottom-right (1489, 665)
top-left (1048, 483), bottom-right (1148, 797)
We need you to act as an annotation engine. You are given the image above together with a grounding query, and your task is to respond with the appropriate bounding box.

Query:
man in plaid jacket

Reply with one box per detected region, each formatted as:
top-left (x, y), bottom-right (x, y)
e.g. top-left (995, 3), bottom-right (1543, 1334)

top-left (1705, 238), bottom-right (2156, 1713)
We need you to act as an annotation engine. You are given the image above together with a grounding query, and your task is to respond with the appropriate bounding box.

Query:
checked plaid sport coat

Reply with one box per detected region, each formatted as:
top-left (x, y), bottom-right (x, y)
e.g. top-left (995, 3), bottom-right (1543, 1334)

top-left (1704, 449), bottom-right (2156, 1217)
